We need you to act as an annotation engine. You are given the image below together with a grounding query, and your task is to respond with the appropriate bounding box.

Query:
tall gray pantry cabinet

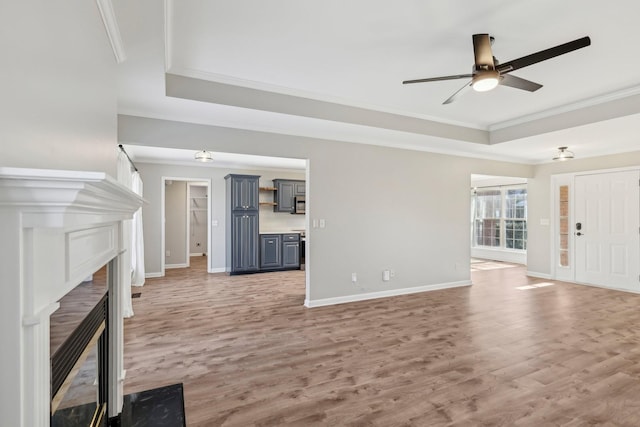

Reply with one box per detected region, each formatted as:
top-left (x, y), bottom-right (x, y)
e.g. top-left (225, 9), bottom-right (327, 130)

top-left (225, 174), bottom-right (260, 274)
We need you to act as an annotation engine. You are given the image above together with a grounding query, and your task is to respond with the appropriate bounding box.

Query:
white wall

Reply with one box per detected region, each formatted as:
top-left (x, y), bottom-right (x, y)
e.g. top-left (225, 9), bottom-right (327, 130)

top-left (0, 1), bottom-right (118, 175)
top-left (136, 162), bottom-right (305, 275)
top-left (165, 180), bottom-right (187, 266)
top-left (121, 115), bottom-right (532, 303)
top-left (527, 150), bottom-right (640, 277)
top-left (0, 2), bottom-right (120, 425)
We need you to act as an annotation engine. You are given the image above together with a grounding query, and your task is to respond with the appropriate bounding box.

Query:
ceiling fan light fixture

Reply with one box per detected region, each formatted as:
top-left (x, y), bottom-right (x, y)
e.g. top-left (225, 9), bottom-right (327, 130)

top-left (194, 150), bottom-right (213, 162)
top-left (553, 146), bottom-right (574, 161)
top-left (472, 70), bottom-right (500, 92)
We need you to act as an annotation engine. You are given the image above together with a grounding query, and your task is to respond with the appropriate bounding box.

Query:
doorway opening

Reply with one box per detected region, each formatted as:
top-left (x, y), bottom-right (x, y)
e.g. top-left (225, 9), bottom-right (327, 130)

top-left (470, 174), bottom-right (528, 269)
top-left (162, 177), bottom-right (212, 276)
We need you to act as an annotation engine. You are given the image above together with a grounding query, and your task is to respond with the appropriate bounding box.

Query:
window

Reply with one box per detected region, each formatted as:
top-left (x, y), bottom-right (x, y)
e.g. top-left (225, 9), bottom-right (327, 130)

top-left (473, 189), bottom-right (501, 247)
top-left (472, 186), bottom-right (527, 251)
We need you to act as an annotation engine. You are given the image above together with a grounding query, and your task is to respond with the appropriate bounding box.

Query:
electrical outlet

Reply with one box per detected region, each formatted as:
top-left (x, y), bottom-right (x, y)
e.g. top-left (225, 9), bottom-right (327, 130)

top-left (382, 270), bottom-right (390, 281)
top-left (351, 272), bottom-right (357, 283)
top-left (166, 250), bottom-right (171, 257)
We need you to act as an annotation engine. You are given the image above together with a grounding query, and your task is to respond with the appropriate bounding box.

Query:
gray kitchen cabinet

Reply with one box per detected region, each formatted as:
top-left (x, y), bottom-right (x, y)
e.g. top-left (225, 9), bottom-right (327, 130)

top-left (230, 174), bottom-right (259, 211)
top-left (260, 234), bottom-right (281, 269)
top-left (259, 233), bottom-right (300, 271)
top-left (294, 182), bottom-right (305, 196)
top-left (225, 174), bottom-right (260, 274)
top-left (282, 234), bottom-right (300, 268)
top-left (273, 179), bottom-right (305, 213)
top-left (231, 213), bottom-right (259, 272)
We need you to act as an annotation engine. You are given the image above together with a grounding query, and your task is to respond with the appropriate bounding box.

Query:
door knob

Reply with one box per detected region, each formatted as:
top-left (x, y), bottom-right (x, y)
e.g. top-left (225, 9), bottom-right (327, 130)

top-left (576, 232), bottom-right (583, 236)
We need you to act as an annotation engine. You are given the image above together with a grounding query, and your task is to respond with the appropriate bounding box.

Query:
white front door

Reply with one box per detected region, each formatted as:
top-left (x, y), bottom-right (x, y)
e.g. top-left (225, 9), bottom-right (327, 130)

top-left (575, 170), bottom-right (640, 291)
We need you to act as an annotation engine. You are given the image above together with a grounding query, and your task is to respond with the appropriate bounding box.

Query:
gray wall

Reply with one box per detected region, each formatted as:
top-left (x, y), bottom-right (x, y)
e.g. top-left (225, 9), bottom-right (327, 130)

top-left (527, 150), bottom-right (640, 276)
top-left (0, 1), bottom-right (118, 175)
top-left (165, 180), bottom-right (187, 266)
top-left (136, 162), bottom-right (305, 274)
top-left (121, 115), bottom-right (532, 303)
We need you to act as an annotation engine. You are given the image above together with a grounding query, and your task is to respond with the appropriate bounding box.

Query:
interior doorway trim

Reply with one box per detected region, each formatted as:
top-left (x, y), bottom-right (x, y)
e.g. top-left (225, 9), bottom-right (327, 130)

top-left (161, 176), bottom-right (212, 276)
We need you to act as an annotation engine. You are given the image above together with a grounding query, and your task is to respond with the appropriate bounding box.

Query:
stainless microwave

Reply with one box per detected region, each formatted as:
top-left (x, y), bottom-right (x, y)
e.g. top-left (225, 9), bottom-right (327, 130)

top-left (293, 196), bottom-right (305, 214)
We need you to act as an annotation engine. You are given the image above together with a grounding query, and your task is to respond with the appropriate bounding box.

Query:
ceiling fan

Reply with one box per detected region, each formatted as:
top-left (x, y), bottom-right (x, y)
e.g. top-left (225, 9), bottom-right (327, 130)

top-left (403, 34), bottom-right (591, 104)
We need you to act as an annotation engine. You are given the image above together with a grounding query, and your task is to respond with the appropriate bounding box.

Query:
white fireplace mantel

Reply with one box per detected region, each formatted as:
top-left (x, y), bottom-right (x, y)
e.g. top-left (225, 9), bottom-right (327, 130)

top-left (0, 167), bottom-right (143, 427)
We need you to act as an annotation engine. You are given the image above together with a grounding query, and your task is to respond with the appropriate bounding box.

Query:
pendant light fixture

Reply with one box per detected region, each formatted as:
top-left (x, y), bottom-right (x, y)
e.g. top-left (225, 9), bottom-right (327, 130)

top-left (552, 146), bottom-right (574, 161)
top-left (194, 150), bottom-right (213, 162)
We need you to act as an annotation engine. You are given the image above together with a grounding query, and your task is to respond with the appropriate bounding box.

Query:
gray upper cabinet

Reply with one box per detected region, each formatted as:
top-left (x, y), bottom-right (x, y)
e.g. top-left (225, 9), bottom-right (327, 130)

top-left (230, 175), bottom-right (259, 211)
top-left (273, 179), bottom-right (305, 213)
top-left (225, 174), bottom-right (260, 274)
top-left (294, 182), bottom-right (305, 196)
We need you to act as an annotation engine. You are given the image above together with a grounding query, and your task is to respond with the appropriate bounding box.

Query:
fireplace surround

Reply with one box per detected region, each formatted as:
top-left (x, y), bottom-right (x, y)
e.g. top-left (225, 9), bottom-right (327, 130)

top-left (0, 168), bottom-right (143, 427)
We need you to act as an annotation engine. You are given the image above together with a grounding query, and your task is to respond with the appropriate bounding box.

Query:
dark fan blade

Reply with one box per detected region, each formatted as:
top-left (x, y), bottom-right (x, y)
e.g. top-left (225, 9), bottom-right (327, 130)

top-left (443, 81), bottom-right (472, 105)
top-left (497, 36), bottom-right (590, 73)
top-left (472, 34), bottom-right (495, 67)
top-left (500, 74), bottom-right (543, 92)
top-left (403, 74), bottom-right (472, 85)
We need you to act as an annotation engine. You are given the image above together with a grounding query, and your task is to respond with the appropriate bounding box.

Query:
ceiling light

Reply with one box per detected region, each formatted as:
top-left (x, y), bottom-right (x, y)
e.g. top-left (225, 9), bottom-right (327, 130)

top-left (553, 146), bottom-right (574, 161)
top-left (472, 70), bottom-right (500, 92)
top-left (194, 150), bottom-right (213, 162)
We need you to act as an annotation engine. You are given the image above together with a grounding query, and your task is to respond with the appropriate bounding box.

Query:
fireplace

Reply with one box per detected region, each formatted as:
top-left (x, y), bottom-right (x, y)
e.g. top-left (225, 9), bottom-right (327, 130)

top-left (50, 267), bottom-right (109, 427)
top-left (0, 168), bottom-right (143, 427)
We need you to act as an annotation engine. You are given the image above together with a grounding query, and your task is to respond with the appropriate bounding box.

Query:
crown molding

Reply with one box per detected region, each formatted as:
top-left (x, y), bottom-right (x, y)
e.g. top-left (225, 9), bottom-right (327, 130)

top-left (166, 67), bottom-right (485, 130)
top-left (489, 84), bottom-right (640, 132)
top-left (96, 0), bottom-right (126, 63)
top-left (164, 0), bottom-right (173, 70)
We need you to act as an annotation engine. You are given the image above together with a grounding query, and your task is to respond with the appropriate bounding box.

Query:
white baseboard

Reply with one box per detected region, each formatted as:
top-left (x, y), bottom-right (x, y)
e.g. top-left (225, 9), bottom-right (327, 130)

top-left (190, 253), bottom-right (204, 257)
top-left (208, 267), bottom-right (225, 273)
top-left (526, 271), bottom-right (552, 279)
top-left (304, 280), bottom-right (471, 308)
top-left (145, 272), bottom-right (162, 278)
top-left (165, 263), bottom-right (188, 269)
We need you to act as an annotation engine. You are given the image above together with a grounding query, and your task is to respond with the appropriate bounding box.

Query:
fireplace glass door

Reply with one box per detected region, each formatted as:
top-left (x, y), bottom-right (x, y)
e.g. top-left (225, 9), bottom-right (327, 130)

top-left (50, 267), bottom-right (109, 427)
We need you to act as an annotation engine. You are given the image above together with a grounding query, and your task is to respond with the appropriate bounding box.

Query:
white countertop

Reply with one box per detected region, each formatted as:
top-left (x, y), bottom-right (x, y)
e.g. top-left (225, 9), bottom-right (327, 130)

top-left (259, 231), bottom-right (300, 235)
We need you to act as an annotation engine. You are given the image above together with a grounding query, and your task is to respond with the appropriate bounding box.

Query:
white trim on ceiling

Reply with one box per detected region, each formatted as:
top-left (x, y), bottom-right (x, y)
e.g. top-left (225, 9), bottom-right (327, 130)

top-left (132, 157), bottom-right (306, 173)
top-left (489, 84), bottom-right (640, 131)
top-left (96, 0), bottom-right (127, 63)
top-left (164, 0), bottom-right (173, 71)
top-left (166, 66), bottom-right (487, 131)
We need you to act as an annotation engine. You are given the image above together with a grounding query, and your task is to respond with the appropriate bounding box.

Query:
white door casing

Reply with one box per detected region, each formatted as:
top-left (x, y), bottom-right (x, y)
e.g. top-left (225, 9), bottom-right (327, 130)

top-left (574, 170), bottom-right (640, 291)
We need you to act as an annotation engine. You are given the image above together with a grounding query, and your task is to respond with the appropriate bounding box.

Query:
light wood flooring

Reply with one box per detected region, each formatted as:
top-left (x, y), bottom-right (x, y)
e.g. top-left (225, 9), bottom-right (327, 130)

top-left (123, 258), bottom-right (640, 426)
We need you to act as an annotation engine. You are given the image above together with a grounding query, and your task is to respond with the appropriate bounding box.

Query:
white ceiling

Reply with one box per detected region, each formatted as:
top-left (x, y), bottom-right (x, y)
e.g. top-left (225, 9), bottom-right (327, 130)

top-left (114, 0), bottom-right (640, 164)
